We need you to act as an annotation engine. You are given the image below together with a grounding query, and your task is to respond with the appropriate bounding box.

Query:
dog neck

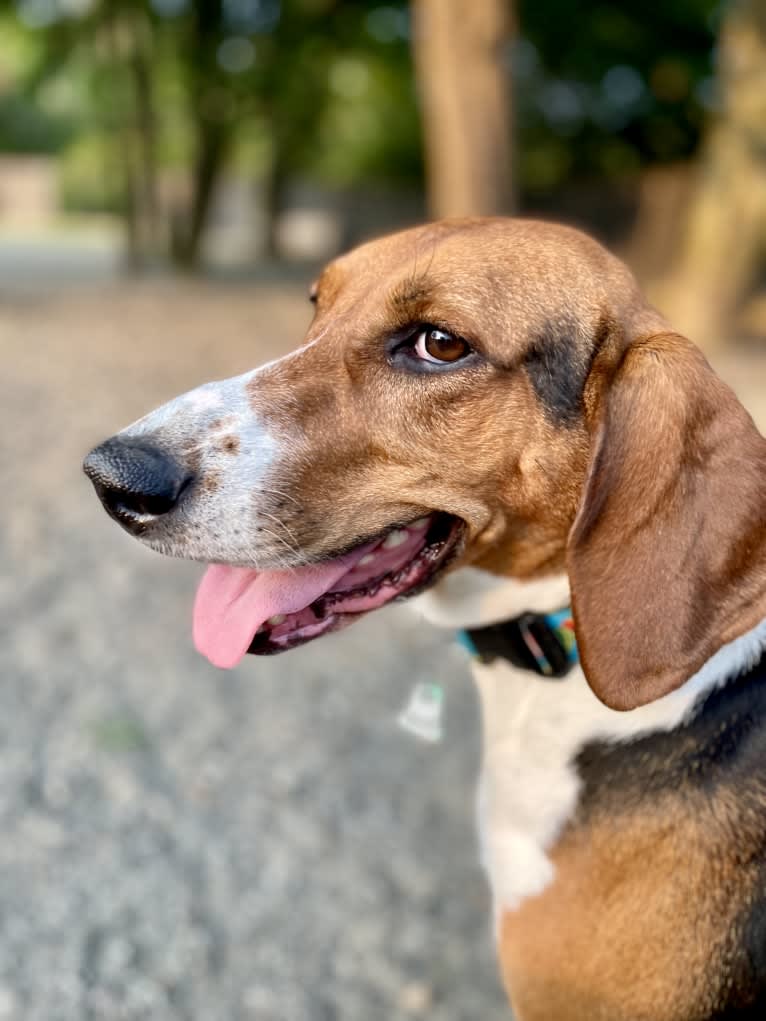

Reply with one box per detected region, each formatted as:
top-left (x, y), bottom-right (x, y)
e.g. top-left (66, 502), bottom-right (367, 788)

top-left (416, 566), bottom-right (766, 703)
top-left (413, 567), bottom-right (571, 630)
top-left (413, 568), bottom-right (766, 914)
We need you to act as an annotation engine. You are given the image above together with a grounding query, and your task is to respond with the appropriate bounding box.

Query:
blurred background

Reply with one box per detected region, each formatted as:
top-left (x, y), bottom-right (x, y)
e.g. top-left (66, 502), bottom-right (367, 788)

top-left (1, 1), bottom-right (765, 1019)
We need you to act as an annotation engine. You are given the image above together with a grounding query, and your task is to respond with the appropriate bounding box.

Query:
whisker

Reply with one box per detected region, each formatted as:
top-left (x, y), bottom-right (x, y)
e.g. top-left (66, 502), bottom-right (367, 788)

top-left (258, 521), bottom-right (302, 564)
top-left (255, 531), bottom-right (296, 571)
top-left (259, 486), bottom-right (301, 508)
top-left (260, 510), bottom-right (301, 551)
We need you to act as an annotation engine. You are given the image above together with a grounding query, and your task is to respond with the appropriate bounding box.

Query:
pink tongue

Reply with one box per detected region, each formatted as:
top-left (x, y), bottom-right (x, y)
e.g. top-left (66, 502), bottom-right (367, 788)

top-left (193, 544), bottom-right (375, 669)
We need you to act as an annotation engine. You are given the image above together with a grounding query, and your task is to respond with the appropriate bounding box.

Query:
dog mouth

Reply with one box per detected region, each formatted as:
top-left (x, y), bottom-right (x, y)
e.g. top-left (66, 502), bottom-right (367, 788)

top-left (192, 512), bottom-right (464, 668)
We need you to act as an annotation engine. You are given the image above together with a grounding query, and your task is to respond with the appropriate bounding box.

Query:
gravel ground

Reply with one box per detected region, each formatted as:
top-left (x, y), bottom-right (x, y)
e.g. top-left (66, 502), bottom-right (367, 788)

top-left (2, 266), bottom-right (765, 1021)
top-left (1, 276), bottom-right (508, 1021)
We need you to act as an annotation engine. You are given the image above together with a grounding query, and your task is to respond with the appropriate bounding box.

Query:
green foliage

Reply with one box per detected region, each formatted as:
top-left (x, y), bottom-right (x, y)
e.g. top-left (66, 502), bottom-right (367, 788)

top-left (0, 0), bottom-right (723, 206)
top-left (0, 12), bottom-right (76, 152)
top-left (0, 90), bottom-right (73, 152)
top-left (517, 0), bottom-right (719, 192)
top-left (89, 715), bottom-right (149, 753)
top-left (59, 133), bottom-right (125, 213)
top-left (2, 0), bottom-right (418, 188)
top-left (314, 52), bottom-right (422, 185)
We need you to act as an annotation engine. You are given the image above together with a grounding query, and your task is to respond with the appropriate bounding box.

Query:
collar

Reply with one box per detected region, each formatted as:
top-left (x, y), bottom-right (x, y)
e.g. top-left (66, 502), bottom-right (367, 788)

top-left (458, 607), bottom-right (578, 678)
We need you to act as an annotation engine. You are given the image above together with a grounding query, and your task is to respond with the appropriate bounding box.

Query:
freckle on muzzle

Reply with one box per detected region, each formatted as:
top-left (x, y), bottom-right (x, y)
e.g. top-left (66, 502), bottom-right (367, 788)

top-left (83, 436), bottom-right (195, 534)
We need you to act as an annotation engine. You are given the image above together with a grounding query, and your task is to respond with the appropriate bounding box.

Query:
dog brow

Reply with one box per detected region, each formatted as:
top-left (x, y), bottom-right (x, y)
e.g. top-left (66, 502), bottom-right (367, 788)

top-left (387, 274), bottom-right (435, 321)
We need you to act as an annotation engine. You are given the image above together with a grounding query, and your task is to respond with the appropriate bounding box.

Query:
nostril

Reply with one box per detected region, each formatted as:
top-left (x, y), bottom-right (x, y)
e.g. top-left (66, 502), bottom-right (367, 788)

top-left (115, 489), bottom-right (179, 517)
top-left (104, 484), bottom-right (186, 520)
top-left (83, 438), bottom-right (194, 526)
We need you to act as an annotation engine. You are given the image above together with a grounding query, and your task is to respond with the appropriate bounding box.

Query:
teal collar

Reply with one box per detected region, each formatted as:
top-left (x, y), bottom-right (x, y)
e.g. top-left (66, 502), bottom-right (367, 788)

top-left (458, 607), bottom-right (578, 678)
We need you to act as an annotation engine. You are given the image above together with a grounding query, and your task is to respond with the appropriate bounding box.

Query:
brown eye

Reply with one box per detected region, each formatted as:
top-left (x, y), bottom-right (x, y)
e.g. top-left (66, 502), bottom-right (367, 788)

top-left (414, 328), bottom-right (470, 364)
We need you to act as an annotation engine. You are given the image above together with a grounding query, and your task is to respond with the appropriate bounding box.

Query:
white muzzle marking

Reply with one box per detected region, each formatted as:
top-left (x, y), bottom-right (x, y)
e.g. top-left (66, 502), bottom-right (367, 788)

top-left (116, 365), bottom-right (296, 567)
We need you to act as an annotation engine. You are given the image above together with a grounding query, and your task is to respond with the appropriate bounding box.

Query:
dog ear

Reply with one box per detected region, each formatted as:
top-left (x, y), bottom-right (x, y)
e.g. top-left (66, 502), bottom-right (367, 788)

top-left (568, 332), bottom-right (766, 710)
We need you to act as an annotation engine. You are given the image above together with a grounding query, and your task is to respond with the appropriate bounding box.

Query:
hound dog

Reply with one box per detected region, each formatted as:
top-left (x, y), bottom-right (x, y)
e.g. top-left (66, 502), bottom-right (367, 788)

top-left (84, 219), bottom-right (766, 1021)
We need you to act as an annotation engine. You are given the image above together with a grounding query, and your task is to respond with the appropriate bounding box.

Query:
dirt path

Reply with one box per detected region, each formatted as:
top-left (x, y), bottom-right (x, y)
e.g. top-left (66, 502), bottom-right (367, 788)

top-left (1, 278), bottom-right (506, 1021)
top-left (2, 271), bottom-right (764, 1021)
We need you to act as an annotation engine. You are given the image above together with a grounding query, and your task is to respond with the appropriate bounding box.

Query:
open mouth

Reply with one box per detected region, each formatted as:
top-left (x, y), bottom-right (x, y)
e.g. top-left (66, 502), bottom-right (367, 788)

top-left (192, 512), bottom-right (464, 668)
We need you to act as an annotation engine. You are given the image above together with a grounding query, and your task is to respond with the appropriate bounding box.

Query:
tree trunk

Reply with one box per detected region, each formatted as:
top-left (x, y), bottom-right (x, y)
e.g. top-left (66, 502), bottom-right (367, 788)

top-left (649, 0), bottom-right (766, 347)
top-left (261, 127), bottom-right (290, 260)
top-left (102, 5), bottom-right (142, 269)
top-left (128, 12), bottom-right (162, 262)
top-left (171, 120), bottom-right (229, 269)
top-left (168, 0), bottom-right (233, 270)
top-left (412, 0), bottom-right (515, 219)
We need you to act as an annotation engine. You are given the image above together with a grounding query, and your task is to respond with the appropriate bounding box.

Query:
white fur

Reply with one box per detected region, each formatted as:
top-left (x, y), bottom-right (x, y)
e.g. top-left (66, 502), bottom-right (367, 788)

top-left (118, 366), bottom-right (287, 567)
top-left (117, 337), bottom-right (352, 567)
top-left (414, 566), bottom-right (570, 628)
top-left (414, 568), bottom-right (766, 924)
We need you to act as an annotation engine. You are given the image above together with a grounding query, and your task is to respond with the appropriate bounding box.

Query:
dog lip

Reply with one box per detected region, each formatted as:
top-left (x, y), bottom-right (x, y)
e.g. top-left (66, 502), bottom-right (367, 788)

top-left (246, 513), bottom-right (465, 656)
top-left (303, 513), bottom-right (439, 568)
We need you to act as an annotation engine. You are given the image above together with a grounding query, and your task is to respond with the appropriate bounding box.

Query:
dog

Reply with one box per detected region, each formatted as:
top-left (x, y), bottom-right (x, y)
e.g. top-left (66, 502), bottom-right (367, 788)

top-left (84, 218), bottom-right (766, 1020)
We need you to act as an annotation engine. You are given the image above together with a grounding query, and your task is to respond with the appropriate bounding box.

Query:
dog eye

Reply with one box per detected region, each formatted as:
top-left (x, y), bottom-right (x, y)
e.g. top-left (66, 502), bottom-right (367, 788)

top-left (413, 328), bottom-right (471, 364)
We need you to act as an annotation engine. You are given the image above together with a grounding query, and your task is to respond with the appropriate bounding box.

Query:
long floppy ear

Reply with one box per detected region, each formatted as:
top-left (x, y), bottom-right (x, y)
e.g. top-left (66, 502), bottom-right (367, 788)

top-left (568, 332), bottom-right (766, 710)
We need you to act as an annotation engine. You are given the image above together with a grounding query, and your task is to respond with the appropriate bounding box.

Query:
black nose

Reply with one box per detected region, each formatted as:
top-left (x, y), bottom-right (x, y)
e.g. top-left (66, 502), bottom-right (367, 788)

top-left (83, 437), bottom-right (194, 530)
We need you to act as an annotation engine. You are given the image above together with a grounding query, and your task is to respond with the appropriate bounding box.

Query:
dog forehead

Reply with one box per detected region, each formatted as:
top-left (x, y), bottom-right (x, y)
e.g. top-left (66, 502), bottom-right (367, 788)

top-left (320, 218), bottom-right (612, 321)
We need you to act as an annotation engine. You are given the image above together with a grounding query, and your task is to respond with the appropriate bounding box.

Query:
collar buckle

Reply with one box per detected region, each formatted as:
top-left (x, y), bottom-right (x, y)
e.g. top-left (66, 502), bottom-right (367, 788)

top-left (460, 607), bottom-right (578, 678)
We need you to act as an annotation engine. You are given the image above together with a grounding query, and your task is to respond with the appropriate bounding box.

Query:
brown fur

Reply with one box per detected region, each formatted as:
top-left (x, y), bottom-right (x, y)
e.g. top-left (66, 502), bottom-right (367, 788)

top-left (498, 799), bottom-right (753, 1021)
top-left (244, 217), bottom-right (766, 709)
top-left (248, 218), bottom-right (766, 1019)
top-left (571, 332), bottom-right (766, 709)
top-left (90, 217), bottom-right (766, 1019)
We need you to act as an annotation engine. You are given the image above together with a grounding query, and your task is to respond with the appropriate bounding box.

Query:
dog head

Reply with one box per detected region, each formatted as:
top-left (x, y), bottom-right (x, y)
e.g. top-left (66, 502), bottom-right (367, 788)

top-left (84, 218), bottom-right (766, 709)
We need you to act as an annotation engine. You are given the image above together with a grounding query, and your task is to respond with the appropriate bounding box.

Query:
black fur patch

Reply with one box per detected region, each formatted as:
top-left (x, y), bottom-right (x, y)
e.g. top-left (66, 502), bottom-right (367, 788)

top-left (575, 656), bottom-right (766, 808)
top-left (575, 654), bottom-right (766, 1017)
top-left (524, 321), bottom-right (588, 425)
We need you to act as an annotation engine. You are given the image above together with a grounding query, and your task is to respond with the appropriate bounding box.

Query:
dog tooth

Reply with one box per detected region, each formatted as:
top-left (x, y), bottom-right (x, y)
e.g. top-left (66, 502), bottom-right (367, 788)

top-left (382, 529), bottom-right (409, 549)
top-left (268, 614), bottom-right (286, 625)
top-left (411, 517), bottom-right (430, 529)
top-left (359, 553), bottom-right (376, 565)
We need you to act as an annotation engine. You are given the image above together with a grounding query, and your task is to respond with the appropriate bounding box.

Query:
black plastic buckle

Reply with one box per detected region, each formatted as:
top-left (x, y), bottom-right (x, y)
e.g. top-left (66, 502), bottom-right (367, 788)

top-left (464, 611), bottom-right (574, 678)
